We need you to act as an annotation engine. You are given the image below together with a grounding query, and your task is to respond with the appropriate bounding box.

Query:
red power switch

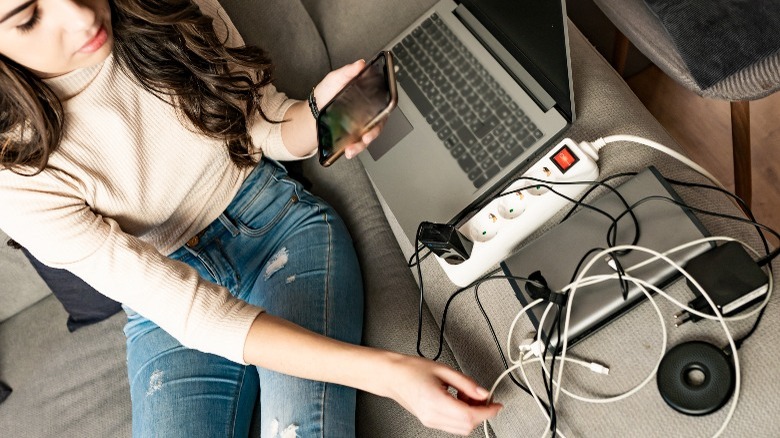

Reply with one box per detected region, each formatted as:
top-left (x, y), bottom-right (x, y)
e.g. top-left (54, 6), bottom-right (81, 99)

top-left (551, 145), bottom-right (579, 173)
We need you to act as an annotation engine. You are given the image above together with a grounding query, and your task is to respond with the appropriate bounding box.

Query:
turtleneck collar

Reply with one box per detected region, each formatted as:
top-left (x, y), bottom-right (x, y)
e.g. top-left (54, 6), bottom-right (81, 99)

top-left (42, 53), bottom-right (112, 101)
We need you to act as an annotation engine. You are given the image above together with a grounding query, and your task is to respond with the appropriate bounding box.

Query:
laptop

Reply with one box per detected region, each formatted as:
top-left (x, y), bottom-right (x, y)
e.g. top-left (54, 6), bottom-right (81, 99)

top-left (501, 167), bottom-right (713, 348)
top-left (359, 0), bottom-right (575, 243)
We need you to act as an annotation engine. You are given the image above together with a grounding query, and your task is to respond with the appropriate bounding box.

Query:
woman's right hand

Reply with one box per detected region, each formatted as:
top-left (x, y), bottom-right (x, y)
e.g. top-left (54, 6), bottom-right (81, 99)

top-left (243, 314), bottom-right (501, 435)
top-left (381, 354), bottom-right (503, 436)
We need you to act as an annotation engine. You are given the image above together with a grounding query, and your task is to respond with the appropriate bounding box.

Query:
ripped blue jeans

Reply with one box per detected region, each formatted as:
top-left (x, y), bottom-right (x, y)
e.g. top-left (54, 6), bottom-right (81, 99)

top-left (123, 158), bottom-right (364, 437)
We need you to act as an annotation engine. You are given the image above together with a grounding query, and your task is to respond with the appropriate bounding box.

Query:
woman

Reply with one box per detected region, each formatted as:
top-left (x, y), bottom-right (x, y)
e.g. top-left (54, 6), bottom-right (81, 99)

top-left (0, 0), bottom-right (502, 436)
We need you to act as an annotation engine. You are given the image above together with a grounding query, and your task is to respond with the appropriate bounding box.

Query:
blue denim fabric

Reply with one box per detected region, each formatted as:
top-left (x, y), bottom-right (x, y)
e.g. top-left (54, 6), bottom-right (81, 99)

top-left (123, 158), bottom-right (364, 438)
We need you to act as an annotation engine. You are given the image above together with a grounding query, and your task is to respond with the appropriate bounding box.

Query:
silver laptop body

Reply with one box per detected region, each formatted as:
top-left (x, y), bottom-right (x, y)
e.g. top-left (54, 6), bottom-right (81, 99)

top-left (360, 0), bottom-right (575, 243)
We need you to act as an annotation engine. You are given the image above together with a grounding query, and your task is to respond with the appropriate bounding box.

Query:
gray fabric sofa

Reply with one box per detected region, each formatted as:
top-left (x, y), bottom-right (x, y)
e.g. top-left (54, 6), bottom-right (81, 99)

top-left (2, 1), bottom-right (779, 437)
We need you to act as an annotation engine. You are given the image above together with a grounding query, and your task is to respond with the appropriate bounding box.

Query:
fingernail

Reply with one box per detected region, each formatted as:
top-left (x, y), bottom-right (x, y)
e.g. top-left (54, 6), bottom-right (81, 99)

top-left (355, 59), bottom-right (365, 65)
top-left (345, 150), bottom-right (353, 159)
top-left (476, 387), bottom-right (489, 398)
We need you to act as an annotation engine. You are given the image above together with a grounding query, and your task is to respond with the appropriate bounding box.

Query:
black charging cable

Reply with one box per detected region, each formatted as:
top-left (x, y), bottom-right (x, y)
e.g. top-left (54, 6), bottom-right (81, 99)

top-left (411, 175), bottom-right (644, 406)
top-left (411, 171), bottom-right (779, 425)
top-left (666, 178), bottom-right (771, 256)
top-left (606, 193), bottom-right (779, 348)
top-left (471, 274), bottom-right (554, 406)
top-left (608, 195), bottom-right (780, 266)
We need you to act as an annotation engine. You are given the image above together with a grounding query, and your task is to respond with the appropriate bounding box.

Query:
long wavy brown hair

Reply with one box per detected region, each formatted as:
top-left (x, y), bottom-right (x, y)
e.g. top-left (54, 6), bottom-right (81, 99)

top-left (0, 0), bottom-right (275, 175)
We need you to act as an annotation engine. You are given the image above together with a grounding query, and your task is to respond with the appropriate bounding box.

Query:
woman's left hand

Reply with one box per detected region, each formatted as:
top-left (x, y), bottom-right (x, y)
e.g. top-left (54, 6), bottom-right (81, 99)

top-left (312, 59), bottom-right (385, 159)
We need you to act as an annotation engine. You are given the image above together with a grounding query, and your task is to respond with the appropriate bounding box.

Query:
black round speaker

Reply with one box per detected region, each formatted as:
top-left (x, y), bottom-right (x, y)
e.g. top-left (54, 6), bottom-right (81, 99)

top-left (656, 341), bottom-right (735, 416)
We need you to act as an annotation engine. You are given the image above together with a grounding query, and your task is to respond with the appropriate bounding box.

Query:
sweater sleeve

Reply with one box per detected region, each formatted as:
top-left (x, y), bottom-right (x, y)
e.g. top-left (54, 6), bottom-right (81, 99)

top-left (248, 87), bottom-right (316, 161)
top-left (0, 169), bottom-right (262, 364)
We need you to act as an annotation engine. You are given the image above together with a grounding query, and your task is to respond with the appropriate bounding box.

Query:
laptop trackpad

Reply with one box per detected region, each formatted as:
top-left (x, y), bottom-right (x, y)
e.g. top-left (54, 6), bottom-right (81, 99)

top-left (367, 109), bottom-right (413, 161)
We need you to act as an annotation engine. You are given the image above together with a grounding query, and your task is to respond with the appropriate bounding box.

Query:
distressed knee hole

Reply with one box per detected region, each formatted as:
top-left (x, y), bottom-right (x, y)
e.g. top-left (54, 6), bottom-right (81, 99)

top-left (270, 419), bottom-right (299, 438)
top-left (264, 247), bottom-right (289, 280)
top-left (146, 370), bottom-right (164, 396)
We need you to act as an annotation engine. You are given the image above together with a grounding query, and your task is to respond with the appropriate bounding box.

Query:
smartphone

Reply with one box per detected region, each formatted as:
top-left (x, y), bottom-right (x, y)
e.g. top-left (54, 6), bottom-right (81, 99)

top-left (317, 51), bottom-right (398, 167)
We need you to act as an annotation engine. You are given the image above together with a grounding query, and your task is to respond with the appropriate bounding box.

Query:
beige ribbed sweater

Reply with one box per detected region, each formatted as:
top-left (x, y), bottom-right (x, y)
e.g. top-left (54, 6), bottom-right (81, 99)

top-left (0, 0), bottom-right (311, 364)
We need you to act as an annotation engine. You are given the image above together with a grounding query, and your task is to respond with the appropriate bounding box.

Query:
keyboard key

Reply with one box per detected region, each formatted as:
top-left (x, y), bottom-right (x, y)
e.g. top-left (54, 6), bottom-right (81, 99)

top-left (455, 126), bottom-right (477, 148)
top-left (485, 164), bottom-right (501, 178)
top-left (476, 104), bottom-right (493, 120)
top-left (533, 129), bottom-right (544, 139)
top-left (461, 87), bottom-right (478, 102)
top-left (443, 135), bottom-right (459, 149)
top-left (431, 91), bottom-right (446, 106)
top-left (483, 90), bottom-right (501, 107)
top-left (473, 174), bottom-right (489, 188)
top-left (444, 87), bottom-right (460, 102)
top-left (393, 45), bottom-right (408, 62)
top-left (497, 128), bottom-right (512, 144)
top-left (479, 157), bottom-right (495, 170)
top-left (474, 115), bottom-right (499, 138)
top-left (495, 104), bottom-right (511, 119)
top-left (517, 127), bottom-right (530, 139)
top-left (452, 75), bottom-right (468, 90)
top-left (491, 147), bottom-right (507, 161)
top-left (451, 144), bottom-right (466, 158)
top-left (505, 115), bottom-right (522, 130)
top-left (437, 126), bottom-right (454, 140)
top-left (440, 107), bottom-right (456, 121)
top-left (457, 154), bottom-right (478, 173)
top-left (468, 167), bottom-right (482, 181)
top-left (481, 132), bottom-right (496, 145)
top-left (396, 69), bottom-right (407, 84)
top-left (420, 76), bottom-right (434, 93)
top-left (485, 138), bottom-right (501, 152)
top-left (431, 32), bottom-right (447, 46)
top-left (431, 117), bottom-right (446, 132)
top-left (402, 79), bottom-right (434, 117)
top-left (448, 116), bottom-right (465, 132)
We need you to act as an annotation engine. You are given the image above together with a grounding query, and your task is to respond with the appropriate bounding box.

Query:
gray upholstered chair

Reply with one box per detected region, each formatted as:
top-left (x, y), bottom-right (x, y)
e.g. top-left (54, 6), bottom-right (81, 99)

top-left (594, 0), bottom-right (780, 208)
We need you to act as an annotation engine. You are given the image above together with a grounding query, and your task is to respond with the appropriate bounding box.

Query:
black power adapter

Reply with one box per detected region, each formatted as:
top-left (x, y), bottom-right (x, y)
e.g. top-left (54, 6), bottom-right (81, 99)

top-left (675, 241), bottom-right (769, 326)
top-left (418, 222), bottom-right (473, 265)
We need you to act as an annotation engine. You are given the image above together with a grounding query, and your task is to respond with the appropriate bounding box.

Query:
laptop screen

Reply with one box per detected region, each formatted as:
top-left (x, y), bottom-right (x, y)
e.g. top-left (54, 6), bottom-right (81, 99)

top-left (460, 0), bottom-right (573, 120)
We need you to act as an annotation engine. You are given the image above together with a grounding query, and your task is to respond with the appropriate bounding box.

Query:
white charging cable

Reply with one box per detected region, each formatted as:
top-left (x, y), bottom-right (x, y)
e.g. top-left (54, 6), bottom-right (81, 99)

top-left (555, 239), bottom-right (761, 438)
top-left (577, 134), bottom-right (726, 192)
top-left (484, 236), bottom-right (773, 438)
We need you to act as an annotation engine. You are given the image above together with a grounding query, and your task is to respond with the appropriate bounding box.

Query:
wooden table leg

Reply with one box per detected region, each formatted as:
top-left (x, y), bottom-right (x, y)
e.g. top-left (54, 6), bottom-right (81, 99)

top-left (612, 30), bottom-right (630, 77)
top-left (730, 100), bottom-right (752, 208)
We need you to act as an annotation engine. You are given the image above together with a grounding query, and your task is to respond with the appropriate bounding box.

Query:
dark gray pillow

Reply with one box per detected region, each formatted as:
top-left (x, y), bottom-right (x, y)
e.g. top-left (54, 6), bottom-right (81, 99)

top-left (0, 381), bottom-right (11, 404)
top-left (20, 247), bottom-right (122, 332)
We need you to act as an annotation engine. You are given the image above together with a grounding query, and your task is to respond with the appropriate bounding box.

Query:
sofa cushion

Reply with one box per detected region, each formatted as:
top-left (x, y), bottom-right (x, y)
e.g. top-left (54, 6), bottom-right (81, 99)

top-left (0, 295), bottom-right (131, 436)
top-left (0, 230), bottom-right (51, 323)
top-left (219, 0), bottom-right (331, 99)
top-left (300, 0), bottom-right (439, 67)
top-left (20, 248), bottom-right (122, 332)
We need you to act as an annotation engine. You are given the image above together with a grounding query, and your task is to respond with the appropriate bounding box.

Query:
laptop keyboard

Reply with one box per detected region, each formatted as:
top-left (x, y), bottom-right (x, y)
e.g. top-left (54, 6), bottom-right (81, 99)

top-left (391, 13), bottom-right (544, 189)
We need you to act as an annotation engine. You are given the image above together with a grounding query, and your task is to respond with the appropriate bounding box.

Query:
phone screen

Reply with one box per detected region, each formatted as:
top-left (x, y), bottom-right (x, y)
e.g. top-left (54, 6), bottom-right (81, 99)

top-left (317, 52), bottom-right (396, 166)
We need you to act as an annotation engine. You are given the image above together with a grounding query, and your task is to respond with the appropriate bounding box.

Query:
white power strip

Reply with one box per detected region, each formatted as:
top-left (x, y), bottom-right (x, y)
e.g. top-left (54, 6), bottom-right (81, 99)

top-left (435, 138), bottom-right (600, 286)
